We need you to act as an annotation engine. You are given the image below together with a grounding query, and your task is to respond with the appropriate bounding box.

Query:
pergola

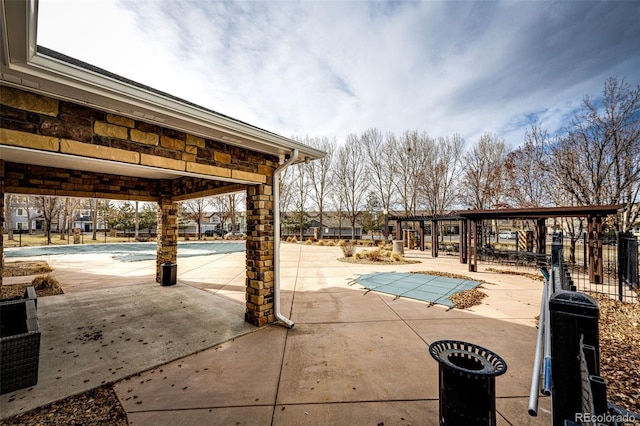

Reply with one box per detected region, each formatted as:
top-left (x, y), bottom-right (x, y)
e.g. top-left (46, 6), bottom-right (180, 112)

top-left (391, 205), bottom-right (621, 283)
top-left (0, 0), bottom-right (324, 327)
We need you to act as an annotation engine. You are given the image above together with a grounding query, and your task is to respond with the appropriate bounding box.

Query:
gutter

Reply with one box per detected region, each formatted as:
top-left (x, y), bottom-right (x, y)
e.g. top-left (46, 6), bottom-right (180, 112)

top-left (272, 149), bottom-right (298, 328)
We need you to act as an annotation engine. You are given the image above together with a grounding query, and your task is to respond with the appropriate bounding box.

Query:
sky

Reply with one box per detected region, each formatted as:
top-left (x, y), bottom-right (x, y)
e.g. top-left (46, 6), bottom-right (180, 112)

top-left (37, 0), bottom-right (640, 149)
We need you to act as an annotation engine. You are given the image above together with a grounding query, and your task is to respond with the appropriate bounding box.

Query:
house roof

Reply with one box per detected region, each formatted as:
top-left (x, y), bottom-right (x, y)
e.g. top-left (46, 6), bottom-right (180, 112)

top-left (0, 0), bottom-right (324, 180)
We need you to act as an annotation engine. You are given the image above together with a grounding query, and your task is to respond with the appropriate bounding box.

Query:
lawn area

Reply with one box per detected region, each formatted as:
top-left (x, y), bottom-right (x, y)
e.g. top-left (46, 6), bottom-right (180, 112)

top-left (3, 233), bottom-right (135, 248)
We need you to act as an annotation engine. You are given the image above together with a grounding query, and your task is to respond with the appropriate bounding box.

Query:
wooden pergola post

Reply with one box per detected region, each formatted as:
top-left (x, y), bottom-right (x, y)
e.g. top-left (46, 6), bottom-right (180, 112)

top-left (459, 219), bottom-right (467, 264)
top-left (468, 219), bottom-right (478, 272)
top-left (431, 220), bottom-right (438, 257)
top-left (588, 215), bottom-right (604, 284)
top-left (536, 218), bottom-right (546, 254)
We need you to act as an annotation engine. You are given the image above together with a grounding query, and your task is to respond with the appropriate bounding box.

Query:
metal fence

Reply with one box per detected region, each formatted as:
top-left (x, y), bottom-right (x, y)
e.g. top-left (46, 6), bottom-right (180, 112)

top-left (560, 232), bottom-right (639, 303)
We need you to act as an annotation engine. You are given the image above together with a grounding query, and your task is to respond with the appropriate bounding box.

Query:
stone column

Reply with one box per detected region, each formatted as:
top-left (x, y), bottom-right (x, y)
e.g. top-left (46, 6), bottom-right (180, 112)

top-left (156, 195), bottom-right (178, 283)
top-left (245, 184), bottom-right (275, 326)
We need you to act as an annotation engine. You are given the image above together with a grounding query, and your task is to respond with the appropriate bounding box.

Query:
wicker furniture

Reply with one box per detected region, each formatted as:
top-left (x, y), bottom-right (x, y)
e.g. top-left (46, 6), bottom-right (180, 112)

top-left (1, 288), bottom-right (40, 394)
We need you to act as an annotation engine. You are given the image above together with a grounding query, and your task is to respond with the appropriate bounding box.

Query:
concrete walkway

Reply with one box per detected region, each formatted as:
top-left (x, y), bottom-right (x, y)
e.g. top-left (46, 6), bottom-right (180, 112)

top-left (1, 243), bottom-right (551, 424)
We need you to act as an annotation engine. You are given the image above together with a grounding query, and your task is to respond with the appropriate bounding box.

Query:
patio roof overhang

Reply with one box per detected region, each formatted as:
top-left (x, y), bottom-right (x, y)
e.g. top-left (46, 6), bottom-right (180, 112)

top-left (0, 0), bottom-right (324, 181)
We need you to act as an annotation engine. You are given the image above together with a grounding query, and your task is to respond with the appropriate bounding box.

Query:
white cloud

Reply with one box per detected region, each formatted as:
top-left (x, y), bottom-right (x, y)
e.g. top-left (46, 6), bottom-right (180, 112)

top-left (37, 0), bottom-right (640, 147)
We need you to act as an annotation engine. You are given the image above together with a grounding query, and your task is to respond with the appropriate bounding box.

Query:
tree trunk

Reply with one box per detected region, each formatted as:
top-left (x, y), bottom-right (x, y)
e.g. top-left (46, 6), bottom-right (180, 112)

top-left (5, 194), bottom-right (14, 240)
top-left (26, 196), bottom-right (33, 234)
top-left (92, 198), bottom-right (98, 240)
top-left (134, 201), bottom-right (140, 240)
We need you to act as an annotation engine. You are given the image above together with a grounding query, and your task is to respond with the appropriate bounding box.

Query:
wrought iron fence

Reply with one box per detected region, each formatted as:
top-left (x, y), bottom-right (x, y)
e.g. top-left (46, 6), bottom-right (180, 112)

top-left (560, 233), bottom-right (639, 303)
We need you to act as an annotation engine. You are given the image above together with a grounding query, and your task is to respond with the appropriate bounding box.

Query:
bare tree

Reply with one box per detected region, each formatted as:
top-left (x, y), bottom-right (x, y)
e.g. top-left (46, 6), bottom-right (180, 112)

top-left (209, 193), bottom-right (243, 235)
top-left (392, 130), bottom-right (430, 215)
top-left (59, 197), bottom-right (81, 240)
top-left (24, 195), bottom-right (34, 234)
top-left (278, 164), bottom-right (295, 216)
top-left (424, 134), bottom-right (465, 215)
top-left (291, 162), bottom-right (309, 241)
top-left (210, 195), bottom-right (231, 234)
top-left (361, 128), bottom-right (396, 234)
top-left (4, 194), bottom-right (14, 240)
top-left (134, 201), bottom-right (140, 240)
top-left (460, 132), bottom-right (509, 210)
top-left (334, 134), bottom-right (369, 239)
top-left (505, 124), bottom-right (552, 208)
top-left (549, 77), bottom-right (640, 231)
top-left (36, 196), bottom-right (62, 244)
top-left (91, 198), bottom-right (98, 240)
top-left (304, 136), bottom-right (335, 240)
top-left (181, 198), bottom-right (207, 239)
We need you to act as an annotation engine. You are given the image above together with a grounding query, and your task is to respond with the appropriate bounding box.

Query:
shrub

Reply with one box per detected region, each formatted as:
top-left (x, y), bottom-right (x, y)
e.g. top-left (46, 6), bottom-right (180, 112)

top-left (317, 240), bottom-right (326, 246)
top-left (390, 252), bottom-right (404, 262)
top-left (341, 241), bottom-right (357, 257)
top-left (327, 240), bottom-right (336, 246)
top-left (337, 239), bottom-right (346, 246)
top-left (290, 236), bottom-right (298, 244)
top-left (364, 249), bottom-right (384, 262)
top-left (31, 274), bottom-right (61, 291)
top-left (305, 239), bottom-right (314, 245)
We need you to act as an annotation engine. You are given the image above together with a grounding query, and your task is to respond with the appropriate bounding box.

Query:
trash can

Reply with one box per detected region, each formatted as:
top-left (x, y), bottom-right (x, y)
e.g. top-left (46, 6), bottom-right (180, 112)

top-left (161, 262), bottom-right (177, 286)
top-left (549, 290), bottom-right (599, 426)
top-left (429, 340), bottom-right (507, 426)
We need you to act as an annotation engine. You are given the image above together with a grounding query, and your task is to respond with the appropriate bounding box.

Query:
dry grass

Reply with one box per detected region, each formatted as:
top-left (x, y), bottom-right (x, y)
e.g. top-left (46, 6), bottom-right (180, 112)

top-left (341, 241), bottom-right (357, 257)
top-left (2, 261), bottom-right (63, 299)
top-left (1, 275), bottom-right (64, 299)
top-left (485, 267), bottom-right (544, 282)
top-left (341, 247), bottom-right (418, 265)
top-left (2, 261), bottom-right (52, 277)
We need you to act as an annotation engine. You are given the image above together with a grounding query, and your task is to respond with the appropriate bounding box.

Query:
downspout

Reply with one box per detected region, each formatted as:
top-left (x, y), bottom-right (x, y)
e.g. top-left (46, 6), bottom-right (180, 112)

top-left (273, 149), bottom-right (298, 328)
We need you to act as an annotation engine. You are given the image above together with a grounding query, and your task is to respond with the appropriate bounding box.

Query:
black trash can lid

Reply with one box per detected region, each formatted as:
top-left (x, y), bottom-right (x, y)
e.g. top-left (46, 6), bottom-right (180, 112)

top-left (429, 340), bottom-right (507, 377)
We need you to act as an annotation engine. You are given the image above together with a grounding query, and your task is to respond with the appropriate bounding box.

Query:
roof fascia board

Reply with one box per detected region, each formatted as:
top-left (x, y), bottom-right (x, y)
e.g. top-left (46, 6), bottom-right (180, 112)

top-left (23, 52), bottom-right (324, 161)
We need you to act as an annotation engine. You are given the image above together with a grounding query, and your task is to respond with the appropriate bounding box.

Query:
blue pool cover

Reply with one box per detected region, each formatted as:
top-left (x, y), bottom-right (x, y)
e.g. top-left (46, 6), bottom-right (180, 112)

top-left (355, 272), bottom-right (481, 307)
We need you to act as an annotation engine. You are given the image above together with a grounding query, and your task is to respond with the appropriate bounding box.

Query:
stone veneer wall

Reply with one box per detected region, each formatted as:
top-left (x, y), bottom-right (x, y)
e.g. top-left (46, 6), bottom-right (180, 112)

top-left (245, 184), bottom-right (276, 326)
top-left (0, 86), bottom-right (269, 184)
top-left (2, 85), bottom-right (283, 325)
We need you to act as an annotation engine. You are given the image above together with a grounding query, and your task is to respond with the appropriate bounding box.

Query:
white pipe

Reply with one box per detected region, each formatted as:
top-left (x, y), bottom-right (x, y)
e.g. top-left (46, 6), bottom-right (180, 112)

top-left (272, 149), bottom-right (298, 328)
top-left (528, 273), bottom-right (548, 416)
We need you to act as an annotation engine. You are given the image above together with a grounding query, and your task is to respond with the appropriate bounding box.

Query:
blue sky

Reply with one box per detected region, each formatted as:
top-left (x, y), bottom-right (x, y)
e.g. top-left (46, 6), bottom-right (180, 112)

top-left (38, 0), bottom-right (640, 148)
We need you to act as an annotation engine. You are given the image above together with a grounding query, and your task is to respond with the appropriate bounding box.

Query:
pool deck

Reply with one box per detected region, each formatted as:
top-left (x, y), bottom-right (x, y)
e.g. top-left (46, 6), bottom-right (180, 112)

top-left (1, 243), bottom-right (551, 424)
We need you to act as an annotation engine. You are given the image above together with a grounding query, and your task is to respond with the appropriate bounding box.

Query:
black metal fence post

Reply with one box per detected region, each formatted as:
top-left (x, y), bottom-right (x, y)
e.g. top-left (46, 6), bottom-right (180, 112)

top-left (549, 290), bottom-right (600, 425)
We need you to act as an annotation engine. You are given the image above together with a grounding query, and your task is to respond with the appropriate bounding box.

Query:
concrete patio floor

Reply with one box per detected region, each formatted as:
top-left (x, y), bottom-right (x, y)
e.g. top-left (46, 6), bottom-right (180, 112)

top-left (1, 242), bottom-right (551, 424)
